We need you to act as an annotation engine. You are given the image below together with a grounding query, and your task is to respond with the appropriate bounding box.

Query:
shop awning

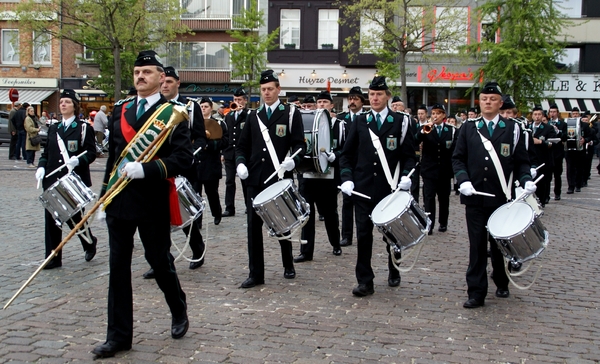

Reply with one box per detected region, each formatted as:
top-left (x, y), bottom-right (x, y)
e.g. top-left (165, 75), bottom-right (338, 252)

top-left (541, 99), bottom-right (600, 113)
top-left (0, 89), bottom-right (55, 105)
top-left (73, 89), bottom-right (108, 97)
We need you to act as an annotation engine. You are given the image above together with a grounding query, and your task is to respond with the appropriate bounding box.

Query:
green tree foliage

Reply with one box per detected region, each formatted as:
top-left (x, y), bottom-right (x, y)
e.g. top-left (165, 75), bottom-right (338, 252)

top-left (463, 0), bottom-right (570, 112)
top-left (226, 0), bottom-right (278, 101)
top-left (339, 0), bottom-right (466, 102)
top-left (15, 0), bottom-right (189, 99)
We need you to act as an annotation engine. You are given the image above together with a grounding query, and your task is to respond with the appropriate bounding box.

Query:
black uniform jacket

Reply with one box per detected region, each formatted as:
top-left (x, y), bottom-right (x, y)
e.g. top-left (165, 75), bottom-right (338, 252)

top-left (530, 122), bottom-right (558, 168)
top-left (177, 95), bottom-right (206, 183)
top-left (223, 108), bottom-right (248, 161)
top-left (452, 116), bottom-right (532, 207)
top-left (550, 118), bottom-right (568, 159)
top-left (39, 119), bottom-right (97, 189)
top-left (101, 95), bottom-right (194, 220)
top-left (235, 103), bottom-right (305, 187)
top-left (339, 108), bottom-right (417, 203)
top-left (415, 122), bottom-right (456, 180)
top-left (196, 118), bottom-right (228, 181)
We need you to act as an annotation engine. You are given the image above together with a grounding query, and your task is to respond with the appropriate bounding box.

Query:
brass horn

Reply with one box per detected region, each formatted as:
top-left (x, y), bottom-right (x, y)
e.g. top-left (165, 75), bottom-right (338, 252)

top-left (422, 122), bottom-right (434, 134)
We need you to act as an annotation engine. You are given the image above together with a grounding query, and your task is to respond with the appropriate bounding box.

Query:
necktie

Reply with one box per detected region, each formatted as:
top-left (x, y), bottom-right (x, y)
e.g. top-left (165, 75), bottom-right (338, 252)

top-left (267, 107), bottom-right (272, 120)
top-left (437, 125), bottom-right (442, 136)
top-left (235, 111), bottom-right (239, 121)
top-left (352, 113), bottom-right (356, 122)
top-left (137, 99), bottom-right (147, 120)
top-left (376, 113), bottom-right (382, 130)
top-left (488, 121), bottom-right (494, 137)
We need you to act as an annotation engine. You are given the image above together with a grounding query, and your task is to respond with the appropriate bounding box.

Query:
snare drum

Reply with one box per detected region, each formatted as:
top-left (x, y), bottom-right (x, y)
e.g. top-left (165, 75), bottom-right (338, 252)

top-left (252, 179), bottom-right (310, 238)
top-left (565, 117), bottom-right (582, 151)
top-left (40, 172), bottom-right (97, 227)
top-left (371, 191), bottom-right (431, 251)
top-left (515, 186), bottom-right (543, 217)
top-left (295, 109), bottom-right (332, 174)
top-left (171, 176), bottom-right (205, 231)
top-left (487, 201), bottom-right (548, 264)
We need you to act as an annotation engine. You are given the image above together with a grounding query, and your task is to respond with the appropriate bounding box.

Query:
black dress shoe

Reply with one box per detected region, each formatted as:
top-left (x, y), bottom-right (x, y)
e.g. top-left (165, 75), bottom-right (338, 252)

top-left (567, 189), bottom-right (574, 194)
top-left (189, 257), bottom-right (204, 270)
top-left (142, 268), bottom-right (155, 279)
top-left (43, 259), bottom-right (62, 270)
top-left (582, 182), bottom-right (588, 187)
top-left (240, 277), bottom-right (264, 288)
top-left (463, 298), bottom-right (484, 308)
top-left (214, 216), bottom-right (221, 225)
top-left (284, 267), bottom-right (296, 279)
top-left (388, 275), bottom-right (401, 287)
top-left (85, 236), bottom-right (97, 262)
top-left (293, 254), bottom-right (312, 263)
top-left (332, 247), bottom-right (342, 256)
top-left (495, 288), bottom-right (510, 298)
top-left (438, 226), bottom-right (447, 232)
top-left (554, 195), bottom-right (561, 201)
top-left (543, 198), bottom-right (550, 205)
top-left (92, 340), bottom-right (132, 358)
top-left (428, 230), bottom-right (433, 235)
top-left (340, 238), bottom-right (352, 247)
top-left (171, 312), bottom-right (189, 339)
top-left (575, 188), bottom-right (581, 192)
top-left (222, 210), bottom-right (235, 217)
top-left (352, 283), bottom-right (374, 297)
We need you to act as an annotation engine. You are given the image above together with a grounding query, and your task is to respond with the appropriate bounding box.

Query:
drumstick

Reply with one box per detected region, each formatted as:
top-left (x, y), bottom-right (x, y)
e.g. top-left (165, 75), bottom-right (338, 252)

top-left (263, 148), bottom-right (303, 184)
top-left (45, 151), bottom-right (88, 178)
top-left (337, 186), bottom-right (371, 199)
top-left (472, 190), bottom-right (495, 197)
top-left (507, 174), bottom-right (544, 209)
top-left (534, 163), bottom-right (545, 171)
top-left (380, 167), bottom-right (417, 211)
top-left (36, 178), bottom-right (41, 190)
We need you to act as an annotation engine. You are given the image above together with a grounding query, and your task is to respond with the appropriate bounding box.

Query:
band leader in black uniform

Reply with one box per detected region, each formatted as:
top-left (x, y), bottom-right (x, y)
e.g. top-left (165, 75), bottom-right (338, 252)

top-left (529, 106), bottom-right (557, 206)
top-left (223, 87), bottom-right (249, 217)
top-left (452, 82), bottom-right (535, 309)
top-left (339, 76), bottom-right (417, 297)
top-left (335, 86), bottom-right (366, 247)
top-left (415, 103), bottom-right (456, 235)
top-left (235, 70), bottom-right (305, 288)
top-left (92, 51), bottom-right (192, 358)
top-left (35, 89), bottom-right (98, 269)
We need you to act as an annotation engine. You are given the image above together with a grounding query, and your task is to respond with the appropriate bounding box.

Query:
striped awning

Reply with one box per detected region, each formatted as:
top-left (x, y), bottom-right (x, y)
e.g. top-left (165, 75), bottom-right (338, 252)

top-left (0, 89), bottom-right (56, 105)
top-left (540, 99), bottom-right (600, 113)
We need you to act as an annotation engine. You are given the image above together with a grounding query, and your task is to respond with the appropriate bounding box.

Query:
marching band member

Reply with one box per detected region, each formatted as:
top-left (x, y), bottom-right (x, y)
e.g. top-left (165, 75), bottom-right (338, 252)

top-left (390, 96), bottom-right (405, 112)
top-left (452, 82), bottom-right (534, 309)
top-left (339, 76), bottom-right (417, 297)
top-left (581, 112), bottom-right (598, 186)
top-left (294, 91), bottom-right (342, 263)
top-left (93, 51), bottom-right (192, 358)
top-left (415, 104), bottom-right (456, 235)
top-left (336, 86), bottom-right (366, 247)
top-left (529, 106), bottom-right (557, 207)
top-left (565, 107), bottom-right (595, 193)
top-left (235, 70), bottom-right (305, 288)
top-left (35, 89), bottom-right (98, 269)
top-left (547, 104), bottom-right (568, 200)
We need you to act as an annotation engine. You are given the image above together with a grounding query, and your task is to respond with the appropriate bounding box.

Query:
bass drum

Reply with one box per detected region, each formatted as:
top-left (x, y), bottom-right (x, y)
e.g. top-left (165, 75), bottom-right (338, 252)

top-left (295, 109), bottom-right (332, 174)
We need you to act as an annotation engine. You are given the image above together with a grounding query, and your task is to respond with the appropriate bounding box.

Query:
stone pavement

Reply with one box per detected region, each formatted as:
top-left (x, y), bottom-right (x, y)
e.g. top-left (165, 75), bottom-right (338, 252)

top-left (0, 145), bottom-right (599, 363)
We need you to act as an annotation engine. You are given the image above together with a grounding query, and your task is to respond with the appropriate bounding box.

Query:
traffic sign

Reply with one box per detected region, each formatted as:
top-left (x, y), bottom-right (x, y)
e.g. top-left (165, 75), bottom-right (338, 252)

top-left (8, 88), bottom-right (18, 102)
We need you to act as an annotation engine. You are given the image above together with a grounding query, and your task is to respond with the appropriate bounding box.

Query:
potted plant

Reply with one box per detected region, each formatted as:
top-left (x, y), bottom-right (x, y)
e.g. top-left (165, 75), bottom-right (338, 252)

top-left (284, 43), bottom-right (296, 49)
top-left (321, 43), bottom-right (334, 49)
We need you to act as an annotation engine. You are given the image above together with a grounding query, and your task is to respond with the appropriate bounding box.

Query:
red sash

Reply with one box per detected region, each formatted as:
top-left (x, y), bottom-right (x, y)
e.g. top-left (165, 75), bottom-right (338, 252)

top-left (121, 103), bottom-right (183, 226)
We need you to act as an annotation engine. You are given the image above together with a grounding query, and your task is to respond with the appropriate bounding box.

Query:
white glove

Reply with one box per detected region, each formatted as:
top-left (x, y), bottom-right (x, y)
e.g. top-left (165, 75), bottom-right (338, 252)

top-left (35, 167), bottom-right (45, 181)
top-left (66, 156), bottom-right (80, 169)
top-left (459, 181), bottom-right (476, 196)
top-left (398, 176), bottom-right (412, 191)
top-left (96, 204), bottom-right (106, 222)
top-left (123, 162), bottom-right (145, 179)
top-left (236, 163), bottom-right (249, 180)
top-left (280, 156), bottom-right (295, 172)
top-left (530, 167), bottom-right (537, 179)
top-left (524, 181), bottom-right (537, 194)
top-left (340, 181), bottom-right (354, 196)
top-left (324, 151), bottom-right (336, 163)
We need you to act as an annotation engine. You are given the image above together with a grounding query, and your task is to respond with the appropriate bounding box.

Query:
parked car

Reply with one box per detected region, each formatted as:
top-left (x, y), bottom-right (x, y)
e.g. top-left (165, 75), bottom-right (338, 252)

top-left (0, 111), bottom-right (10, 145)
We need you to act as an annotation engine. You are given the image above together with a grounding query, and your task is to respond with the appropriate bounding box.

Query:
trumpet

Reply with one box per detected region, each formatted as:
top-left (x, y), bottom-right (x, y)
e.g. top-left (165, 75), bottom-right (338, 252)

top-left (229, 102), bottom-right (244, 112)
top-left (421, 122), bottom-right (434, 134)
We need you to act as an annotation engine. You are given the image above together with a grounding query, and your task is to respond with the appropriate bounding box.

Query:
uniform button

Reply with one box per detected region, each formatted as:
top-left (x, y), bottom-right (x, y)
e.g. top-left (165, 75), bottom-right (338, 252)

top-left (484, 178), bottom-right (487, 181)
top-left (374, 152), bottom-right (378, 155)
top-left (374, 162), bottom-right (377, 165)
top-left (261, 158), bottom-right (265, 162)
top-left (263, 148), bottom-right (266, 151)
top-left (374, 173), bottom-right (377, 176)
top-left (485, 157), bottom-right (489, 160)
top-left (484, 167), bottom-right (488, 171)
top-left (233, 144), bottom-right (236, 147)
top-left (233, 132), bottom-right (236, 135)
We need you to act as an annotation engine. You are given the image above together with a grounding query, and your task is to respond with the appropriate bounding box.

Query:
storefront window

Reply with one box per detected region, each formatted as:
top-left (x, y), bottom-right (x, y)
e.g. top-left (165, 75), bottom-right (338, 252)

top-left (553, 0), bottom-right (582, 18)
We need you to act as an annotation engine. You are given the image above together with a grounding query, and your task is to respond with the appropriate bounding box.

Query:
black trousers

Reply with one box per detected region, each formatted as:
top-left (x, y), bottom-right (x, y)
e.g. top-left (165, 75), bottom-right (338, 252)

top-left (245, 185), bottom-right (294, 281)
top-left (44, 209), bottom-right (95, 263)
top-left (224, 158), bottom-right (247, 213)
top-left (535, 165), bottom-right (552, 203)
top-left (410, 164), bottom-right (421, 204)
top-left (299, 178), bottom-right (340, 258)
top-left (341, 193), bottom-right (354, 242)
top-left (194, 179), bottom-right (222, 219)
top-left (354, 199), bottom-right (398, 285)
top-left (551, 157), bottom-right (564, 196)
top-left (584, 148), bottom-right (594, 182)
top-left (422, 176), bottom-right (450, 229)
top-left (464, 205), bottom-right (508, 301)
top-left (182, 219), bottom-right (205, 259)
top-left (105, 215), bottom-right (187, 345)
top-left (8, 133), bottom-right (17, 159)
top-left (565, 151), bottom-right (585, 189)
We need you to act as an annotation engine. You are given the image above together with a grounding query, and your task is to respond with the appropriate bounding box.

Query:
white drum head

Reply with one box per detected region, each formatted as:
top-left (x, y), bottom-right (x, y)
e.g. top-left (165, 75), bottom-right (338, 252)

top-left (253, 179), bottom-right (292, 205)
top-left (371, 191), bottom-right (411, 224)
top-left (314, 109), bottom-right (332, 173)
top-left (488, 201), bottom-right (534, 238)
top-left (175, 176), bottom-right (186, 188)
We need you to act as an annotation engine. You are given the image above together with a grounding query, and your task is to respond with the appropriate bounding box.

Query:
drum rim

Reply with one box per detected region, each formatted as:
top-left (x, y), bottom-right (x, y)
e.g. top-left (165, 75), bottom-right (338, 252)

top-left (371, 191), bottom-right (412, 224)
top-left (252, 178), bottom-right (294, 205)
top-left (313, 109), bottom-right (333, 174)
top-left (487, 201), bottom-right (535, 238)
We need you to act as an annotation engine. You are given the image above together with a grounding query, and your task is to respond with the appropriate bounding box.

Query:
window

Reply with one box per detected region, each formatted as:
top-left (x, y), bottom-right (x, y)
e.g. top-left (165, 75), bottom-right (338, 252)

top-left (553, 0), bottom-right (582, 18)
top-left (83, 46), bottom-right (94, 61)
top-left (434, 7), bottom-right (469, 53)
top-left (33, 32), bottom-right (51, 64)
top-left (480, 14), bottom-right (499, 44)
top-left (318, 9), bottom-right (339, 49)
top-left (360, 10), bottom-right (384, 54)
top-left (1, 29), bottom-right (19, 64)
top-left (406, 7), bottom-right (424, 52)
top-left (280, 9), bottom-right (300, 49)
top-left (166, 42), bottom-right (230, 70)
top-left (558, 48), bottom-right (580, 73)
top-left (232, 0), bottom-right (251, 17)
top-left (182, 0), bottom-right (231, 19)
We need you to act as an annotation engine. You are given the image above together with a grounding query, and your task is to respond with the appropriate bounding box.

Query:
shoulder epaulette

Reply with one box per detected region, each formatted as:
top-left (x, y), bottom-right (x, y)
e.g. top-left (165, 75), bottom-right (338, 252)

top-left (169, 99), bottom-right (186, 107)
top-left (466, 117), bottom-right (480, 122)
top-left (115, 96), bottom-right (135, 106)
